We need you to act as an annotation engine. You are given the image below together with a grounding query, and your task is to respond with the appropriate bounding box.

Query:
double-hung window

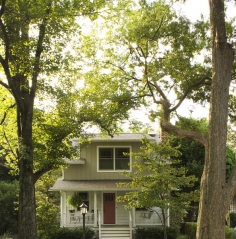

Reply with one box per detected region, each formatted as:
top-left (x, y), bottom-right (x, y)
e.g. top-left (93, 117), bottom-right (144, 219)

top-left (98, 147), bottom-right (131, 171)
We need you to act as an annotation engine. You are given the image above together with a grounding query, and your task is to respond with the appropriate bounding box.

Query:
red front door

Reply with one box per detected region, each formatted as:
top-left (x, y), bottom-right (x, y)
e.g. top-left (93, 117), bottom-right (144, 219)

top-left (103, 193), bottom-right (115, 224)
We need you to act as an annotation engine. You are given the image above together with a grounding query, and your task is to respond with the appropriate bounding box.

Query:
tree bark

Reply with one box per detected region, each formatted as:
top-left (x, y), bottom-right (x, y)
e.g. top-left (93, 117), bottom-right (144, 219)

top-left (160, 1), bottom-right (234, 238)
top-left (196, 0), bottom-right (234, 238)
top-left (16, 94), bottom-right (37, 239)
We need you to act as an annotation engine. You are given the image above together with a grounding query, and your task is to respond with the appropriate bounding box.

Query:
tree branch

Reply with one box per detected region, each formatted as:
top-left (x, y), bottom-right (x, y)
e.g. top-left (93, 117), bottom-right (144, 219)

top-left (0, 103), bottom-right (16, 125)
top-left (3, 131), bottom-right (18, 160)
top-left (30, 3), bottom-right (52, 101)
top-left (33, 165), bottom-right (54, 184)
top-left (0, 162), bottom-right (11, 170)
top-left (170, 76), bottom-right (212, 112)
top-left (161, 120), bottom-right (207, 146)
top-left (0, 78), bottom-right (10, 89)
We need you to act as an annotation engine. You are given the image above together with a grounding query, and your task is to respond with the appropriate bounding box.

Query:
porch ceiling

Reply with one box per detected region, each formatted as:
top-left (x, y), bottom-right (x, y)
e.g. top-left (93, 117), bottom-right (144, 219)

top-left (50, 178), bottom-right (135, 191)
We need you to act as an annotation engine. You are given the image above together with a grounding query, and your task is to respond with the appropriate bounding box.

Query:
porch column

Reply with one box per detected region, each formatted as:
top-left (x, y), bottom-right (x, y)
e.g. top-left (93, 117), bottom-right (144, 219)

top-left (94, 191), bottom-right (97, 227)
top-left (132, 207), bottom-right (135, 227)
top-left (167, 208), bottom-right (170, 227)
top-left (61, 191), bottom-right (66, 227)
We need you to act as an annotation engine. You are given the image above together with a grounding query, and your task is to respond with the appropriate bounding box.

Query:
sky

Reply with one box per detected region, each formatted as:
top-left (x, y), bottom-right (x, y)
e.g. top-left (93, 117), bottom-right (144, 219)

top-left (175, 0), bottom-right (209, 22)
top-left (177, 0), bottom-right (235, 21)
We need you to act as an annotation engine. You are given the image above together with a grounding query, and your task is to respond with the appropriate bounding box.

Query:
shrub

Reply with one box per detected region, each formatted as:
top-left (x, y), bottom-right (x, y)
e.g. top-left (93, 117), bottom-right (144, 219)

top-left (39, 227), bottom-right (95, 239)
top-left (225, 226), bottom-right (236, 239)
top-left (230, 212), bottom-right (236, 228)
top-left (36, 200), bottom-right (60, 235)
top-left (184, 223), bottom-right (236, 239)
top-left (0, 180), bottom-right (19, 235)
top-left (185, 222), bottom-right (196, 239)
top-left (166, 227), bottom-right (180, 239)
top-left (135, 226), bottom-right (179, 239)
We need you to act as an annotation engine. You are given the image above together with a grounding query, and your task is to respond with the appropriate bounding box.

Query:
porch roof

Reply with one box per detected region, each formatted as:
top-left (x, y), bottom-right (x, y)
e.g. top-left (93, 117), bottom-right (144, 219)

top-left (50, 178), bottom-right (135, 191)
top-left (72, 133), bottom-right (160, 143)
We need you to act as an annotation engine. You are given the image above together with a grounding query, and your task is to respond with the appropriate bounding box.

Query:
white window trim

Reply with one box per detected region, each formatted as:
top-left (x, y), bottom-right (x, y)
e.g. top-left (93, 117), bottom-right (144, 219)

top-left (97, 146), bottom-right (132, 172)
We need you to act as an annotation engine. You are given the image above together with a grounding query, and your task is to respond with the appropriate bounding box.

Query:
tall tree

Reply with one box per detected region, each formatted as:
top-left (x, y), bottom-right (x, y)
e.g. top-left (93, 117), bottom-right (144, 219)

top-left (194, 1), bottom-right (235, 237)
top-left (0, 1), bottom-right (109, 239)
top-left (82, 0), bottom-right (235, 238)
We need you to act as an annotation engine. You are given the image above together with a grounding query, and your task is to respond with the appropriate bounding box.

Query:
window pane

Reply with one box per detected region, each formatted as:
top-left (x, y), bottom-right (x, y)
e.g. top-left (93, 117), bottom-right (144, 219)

top-left (115, 148), bottom-right (130, 170)
top-left (99, 148), bottom-right (113, 158)
top-left (99, 159), bottom-right (113, 170)
top-left (99, 148), bottom-right (113, 170)
top-left (115, 148), bottom-right (129, 158)
top-left (115, 159), bottom-right (129, 170)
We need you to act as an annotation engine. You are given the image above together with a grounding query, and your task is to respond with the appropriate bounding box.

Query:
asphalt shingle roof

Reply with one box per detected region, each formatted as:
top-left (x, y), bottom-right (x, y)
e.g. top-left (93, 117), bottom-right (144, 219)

top-left (50, 178), bottom-right (133, 191)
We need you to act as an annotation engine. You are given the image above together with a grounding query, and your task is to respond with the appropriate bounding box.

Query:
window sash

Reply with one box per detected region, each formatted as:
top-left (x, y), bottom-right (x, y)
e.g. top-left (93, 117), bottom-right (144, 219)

top-left (98, 147), bottom-right (130, 171)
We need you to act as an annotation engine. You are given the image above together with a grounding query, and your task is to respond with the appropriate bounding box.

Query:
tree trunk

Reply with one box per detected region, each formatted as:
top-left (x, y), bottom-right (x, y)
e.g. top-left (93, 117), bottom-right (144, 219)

top-left (17, 104), bottom-right (37, 239)
top-left (196, 0), bottom-right (234, 238)
top-left (18, 160), bottom-right (37, 239)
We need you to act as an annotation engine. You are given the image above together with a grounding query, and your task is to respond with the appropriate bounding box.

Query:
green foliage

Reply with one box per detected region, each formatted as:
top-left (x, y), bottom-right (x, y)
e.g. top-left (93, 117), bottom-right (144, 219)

top-left (117, 138), bottom-right (199, 229)
top-left (173, 118), bottom-right (236, 182)
top-left (35, 171), bottom-right (60, 236)
top-left (81, 0), bottom-right (211, 118)
top-left (225, 226), bottom-right (236, 239)
top-left (66, 193), bottom-right (83, 209)
top-left (36, 200), bottom-right (60, 234)
top-left (230, 212), bottom-right (236, 228)
top-left (184, 223), bottom-right (236, 239)
top-left (226, 148), bottom-right (236, 181)
top-left (0, 0), bottom-right (110, 180)
top-left (135, 227), bottom-right (179, 239)
top-left (0, 180), bottom-right (19, 235)
top-left (175, 117), bottom-right (208, 136)
top-left (39, 227), bottom-right (95, 239)
top-left (185, 222), bottom-right (197, 239)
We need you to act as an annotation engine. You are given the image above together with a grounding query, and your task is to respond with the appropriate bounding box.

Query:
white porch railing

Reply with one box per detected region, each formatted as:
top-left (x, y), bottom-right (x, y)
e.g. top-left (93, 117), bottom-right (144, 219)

top-left (64, 212), bottom-right (95, 227)
top-left (129, 211), bottom-right (132, 238)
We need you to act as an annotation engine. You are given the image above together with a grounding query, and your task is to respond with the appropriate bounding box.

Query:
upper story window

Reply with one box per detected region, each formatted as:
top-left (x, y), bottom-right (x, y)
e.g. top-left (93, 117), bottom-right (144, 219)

top-left (98, 146), bottom-right (131, 171)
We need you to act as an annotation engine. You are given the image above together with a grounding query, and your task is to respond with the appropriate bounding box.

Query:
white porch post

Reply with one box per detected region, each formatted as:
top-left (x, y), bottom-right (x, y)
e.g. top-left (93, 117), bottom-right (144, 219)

top-left (167, 208), bottom-right (170, 227)
top-left (94, 191), bottom-right (97, 227)
top-left (132, 207), bottom-right (135, 227)
top-left (61, 191), bottom-right (66, 227)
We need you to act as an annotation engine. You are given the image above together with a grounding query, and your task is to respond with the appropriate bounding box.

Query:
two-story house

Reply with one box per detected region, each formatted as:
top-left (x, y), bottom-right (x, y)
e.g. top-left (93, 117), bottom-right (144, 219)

top-left (51, 133), bottom-right (168, 239)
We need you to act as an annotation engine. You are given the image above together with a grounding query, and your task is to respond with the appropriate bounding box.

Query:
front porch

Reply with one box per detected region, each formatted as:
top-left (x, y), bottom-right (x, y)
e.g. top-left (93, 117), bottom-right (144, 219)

top-left (52, 180), bottom-right (168, 238)
top-left (64, 209), bottom-right (167, 239)
top-left (60, 191), bottom-right (166, 228)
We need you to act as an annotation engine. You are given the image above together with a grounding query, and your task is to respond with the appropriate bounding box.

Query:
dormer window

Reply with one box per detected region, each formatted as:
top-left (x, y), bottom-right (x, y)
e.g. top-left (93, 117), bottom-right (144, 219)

top-left (97, 146), bottom-right (131, 171)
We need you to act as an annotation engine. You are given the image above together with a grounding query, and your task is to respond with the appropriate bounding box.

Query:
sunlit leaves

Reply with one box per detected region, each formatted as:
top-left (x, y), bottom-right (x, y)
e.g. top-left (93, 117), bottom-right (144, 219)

top-left (80, 0), bottom-right (212, 121)
top-left (117, 138), bottom-right (199, 218)
top-left (0, 87), bottom-right (18, 173)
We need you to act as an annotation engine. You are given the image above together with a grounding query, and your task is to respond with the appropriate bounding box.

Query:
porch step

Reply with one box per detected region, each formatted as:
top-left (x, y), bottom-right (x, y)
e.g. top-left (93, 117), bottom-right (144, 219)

top-left (100, 227), bottom-right (131, 239)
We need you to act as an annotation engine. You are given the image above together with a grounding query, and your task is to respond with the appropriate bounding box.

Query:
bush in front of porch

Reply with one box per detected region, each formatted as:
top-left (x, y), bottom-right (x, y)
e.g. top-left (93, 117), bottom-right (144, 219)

top-left (38, 227), bottom-right (96, 239)
top-left (135, 227), bottom-right (179, 239)
top-left (181, 222), bottom-right (236, 239)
